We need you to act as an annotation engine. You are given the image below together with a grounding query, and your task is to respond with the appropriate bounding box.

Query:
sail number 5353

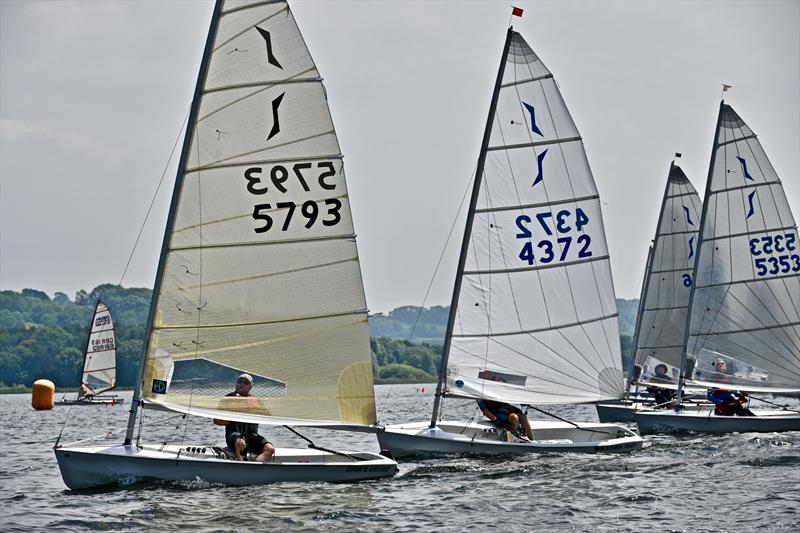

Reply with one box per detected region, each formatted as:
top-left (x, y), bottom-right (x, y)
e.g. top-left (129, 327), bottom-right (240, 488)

top-left (514, 208), bottom-right (592, 265)
top-left (749, 232), bottom-right (800, 277)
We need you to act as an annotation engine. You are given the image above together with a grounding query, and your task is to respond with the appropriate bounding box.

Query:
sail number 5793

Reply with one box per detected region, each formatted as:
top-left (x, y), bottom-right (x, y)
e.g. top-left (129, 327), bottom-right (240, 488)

top-left (514, 208), bottom-right (592, 265)
top-left (244, 162), bottom-right (342, 233)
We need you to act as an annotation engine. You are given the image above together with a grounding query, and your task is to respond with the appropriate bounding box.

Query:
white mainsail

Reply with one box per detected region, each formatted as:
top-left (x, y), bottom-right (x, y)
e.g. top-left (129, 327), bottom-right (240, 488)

top-left (443, 32), bottom-right (624, 405)
top-left (682, 103), bottom-right (800, 393)
top-left (139, 0), bottom-right (375, 426)
top-left (78, 301), bottom-right (117, 398)
top-left (633, 164), bottom-right (702, 385)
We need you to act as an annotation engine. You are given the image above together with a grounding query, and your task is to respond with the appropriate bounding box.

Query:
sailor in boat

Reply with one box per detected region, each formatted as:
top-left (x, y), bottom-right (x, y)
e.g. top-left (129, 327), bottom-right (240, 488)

top-left (646, 364), bottom-right (675, 408)
top-left (477, 399), bottom-right (534, 441)
top-left (213, 374), bottom-right (276, 462)
top-left (706, 360), bottom-right (755, 417)
top-left (80, 383), bottom-right (94, 400)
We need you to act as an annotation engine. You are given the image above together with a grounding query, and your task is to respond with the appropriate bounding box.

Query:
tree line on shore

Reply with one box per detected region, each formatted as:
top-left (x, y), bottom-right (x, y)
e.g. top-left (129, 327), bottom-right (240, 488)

top-left (0, 285), bottom-right (636, 387)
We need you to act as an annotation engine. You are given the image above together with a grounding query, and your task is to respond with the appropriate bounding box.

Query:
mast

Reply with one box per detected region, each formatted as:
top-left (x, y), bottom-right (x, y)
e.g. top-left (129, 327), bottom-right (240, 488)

top-left (625, 161), bottom-right (675, 394)
top-left (675, 101), bottom-right (725, 409)
top-left (124, 0), bottom-right (223, 445)
top-left (430, 27), bottom-right (514, 428)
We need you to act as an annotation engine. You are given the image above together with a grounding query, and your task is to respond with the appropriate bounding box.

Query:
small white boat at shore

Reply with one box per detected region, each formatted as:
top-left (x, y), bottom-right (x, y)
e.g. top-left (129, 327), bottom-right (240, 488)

top-left (58, 302), bottom-right (124, 407)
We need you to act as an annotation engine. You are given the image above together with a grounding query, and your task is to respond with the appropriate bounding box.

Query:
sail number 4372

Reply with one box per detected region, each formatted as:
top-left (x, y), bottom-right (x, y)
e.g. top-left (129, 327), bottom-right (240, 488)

top-left (749, 232), bottom-right (800, 277)
top-left (514, 208), bottom-right (592, 265)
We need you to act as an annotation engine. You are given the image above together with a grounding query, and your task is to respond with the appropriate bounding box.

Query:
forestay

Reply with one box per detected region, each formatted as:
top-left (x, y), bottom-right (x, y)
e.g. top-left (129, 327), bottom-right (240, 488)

top-left (634, 165), bottom-right (702, 385)
top-left (140, 0), bottom-right (376, 426)
top-left (445, 32), bottom-right (624, 405)
top-left (78, 302), bottom-right (117, 398)
top-left (684, 104), bottom-right (800, 392)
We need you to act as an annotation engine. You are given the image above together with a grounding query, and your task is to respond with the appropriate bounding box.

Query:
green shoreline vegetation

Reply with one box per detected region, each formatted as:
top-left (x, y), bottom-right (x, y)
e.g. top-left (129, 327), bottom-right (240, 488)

top-left (0, 285), bottom-right (636, 389)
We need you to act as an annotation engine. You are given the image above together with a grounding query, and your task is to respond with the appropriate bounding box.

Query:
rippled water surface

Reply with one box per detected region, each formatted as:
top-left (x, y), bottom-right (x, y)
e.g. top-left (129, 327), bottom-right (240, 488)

top-left (1, 385), bottom-right (799, 532)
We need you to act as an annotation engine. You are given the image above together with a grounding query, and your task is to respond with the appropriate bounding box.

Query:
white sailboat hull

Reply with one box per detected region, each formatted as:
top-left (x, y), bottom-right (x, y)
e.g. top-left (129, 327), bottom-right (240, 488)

top-left (596, 401), bottom-right (642, 423)
top-left (377, 420), bottom-right (643, 458)
top-left (55, 443), bottom-right (397, 489)
top-left (57, 396), bottom-right (124, 407)
top-left (596, 399), bottom-right (709, 423)
top-left (634, 408), bottom-right (800, 435)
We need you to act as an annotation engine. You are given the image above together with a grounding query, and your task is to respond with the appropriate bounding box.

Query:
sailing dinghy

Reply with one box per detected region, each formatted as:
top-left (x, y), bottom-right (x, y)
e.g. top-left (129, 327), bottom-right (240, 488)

top-left (635, 102), bottom-right (800, 434)
top-left (58, 301), bottom-right (124, 406)
top-left (597, 163), bottom-right (706, 422)
top-left (377, 27), bottom-right (642, 457)
top-left (55, 0), bottom-right (397, 489)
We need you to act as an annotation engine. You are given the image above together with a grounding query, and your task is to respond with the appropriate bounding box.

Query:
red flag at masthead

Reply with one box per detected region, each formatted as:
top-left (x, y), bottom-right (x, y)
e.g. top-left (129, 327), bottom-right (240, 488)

top-left (512, 6), bottom-right (523, 17)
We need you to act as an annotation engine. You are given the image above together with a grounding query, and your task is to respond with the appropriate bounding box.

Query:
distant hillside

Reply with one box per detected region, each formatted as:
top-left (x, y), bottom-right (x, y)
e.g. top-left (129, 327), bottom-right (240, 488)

top-left (616, 298), bottom-right (638, 337)
top-left (0, 287), bottom-right (639, 387)
top-left (368, 305), bottom-right (449, 343)
top-left (0, 286), bottom-right (442, 386)
top-left (369, 299), bottom-right (640, 342)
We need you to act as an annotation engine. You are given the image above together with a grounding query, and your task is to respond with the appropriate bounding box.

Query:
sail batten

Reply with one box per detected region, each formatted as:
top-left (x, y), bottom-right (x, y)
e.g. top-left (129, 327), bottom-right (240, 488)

top-left (697, 273), bottom-right (799, 289)
top-left (187, 154), bottom-right (342, 173)
top-left (474, 193), bottom-right (600, 213)
top-left (707, 180), bottom-right (784, 196)
top-left (463, 254), bottom-right (611, 275)
top-left (453, 310), bottom-right (619, 336)
top-left (169, 234), bottom-right (355, 251)
top-left (487, 136), bottom-right (582, 152)
top-left (717, 134), bottom-right (758, 147)
top-left (500, 73), bottom-right (554, 88)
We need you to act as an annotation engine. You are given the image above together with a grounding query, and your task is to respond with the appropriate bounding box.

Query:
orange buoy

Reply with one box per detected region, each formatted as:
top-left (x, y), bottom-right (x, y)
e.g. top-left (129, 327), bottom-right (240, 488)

top-left (32, 379), bottom-right (55, 410)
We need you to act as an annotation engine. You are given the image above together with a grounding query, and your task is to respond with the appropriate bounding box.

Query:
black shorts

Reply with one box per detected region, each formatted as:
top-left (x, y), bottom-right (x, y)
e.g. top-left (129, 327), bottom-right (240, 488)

top-left (227, 432), bottom-right (271, 455)
top-left (492, 405), bottom-right (523, 424)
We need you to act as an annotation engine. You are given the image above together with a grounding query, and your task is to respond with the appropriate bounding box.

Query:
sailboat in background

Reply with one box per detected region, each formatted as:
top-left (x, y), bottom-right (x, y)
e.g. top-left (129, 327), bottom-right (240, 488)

top-left (378, 26), bottom-right (642, 457)
top-left (58, 301), bottom-right (124, 406)
top-left (636, 102), bottom-right (800, 434)
top-left (597, 162), bottom-right (704, 422)
top-left (55, 0), bottom-right (396, 489)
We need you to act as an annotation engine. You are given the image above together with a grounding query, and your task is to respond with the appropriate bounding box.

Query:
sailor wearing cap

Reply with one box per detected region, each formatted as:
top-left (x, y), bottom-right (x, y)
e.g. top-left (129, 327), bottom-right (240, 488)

top-left (212, 373), bottom-right (275, 462)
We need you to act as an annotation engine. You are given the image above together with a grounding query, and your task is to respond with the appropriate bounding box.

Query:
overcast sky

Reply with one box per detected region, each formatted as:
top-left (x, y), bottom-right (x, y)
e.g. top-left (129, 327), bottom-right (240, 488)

top-left (1, 0), bottom-right (798, 313)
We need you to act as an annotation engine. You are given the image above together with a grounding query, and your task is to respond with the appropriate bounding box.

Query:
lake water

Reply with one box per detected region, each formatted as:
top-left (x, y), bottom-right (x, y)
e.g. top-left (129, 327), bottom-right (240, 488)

top-left (1, 385), bottom-right (798, 532)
